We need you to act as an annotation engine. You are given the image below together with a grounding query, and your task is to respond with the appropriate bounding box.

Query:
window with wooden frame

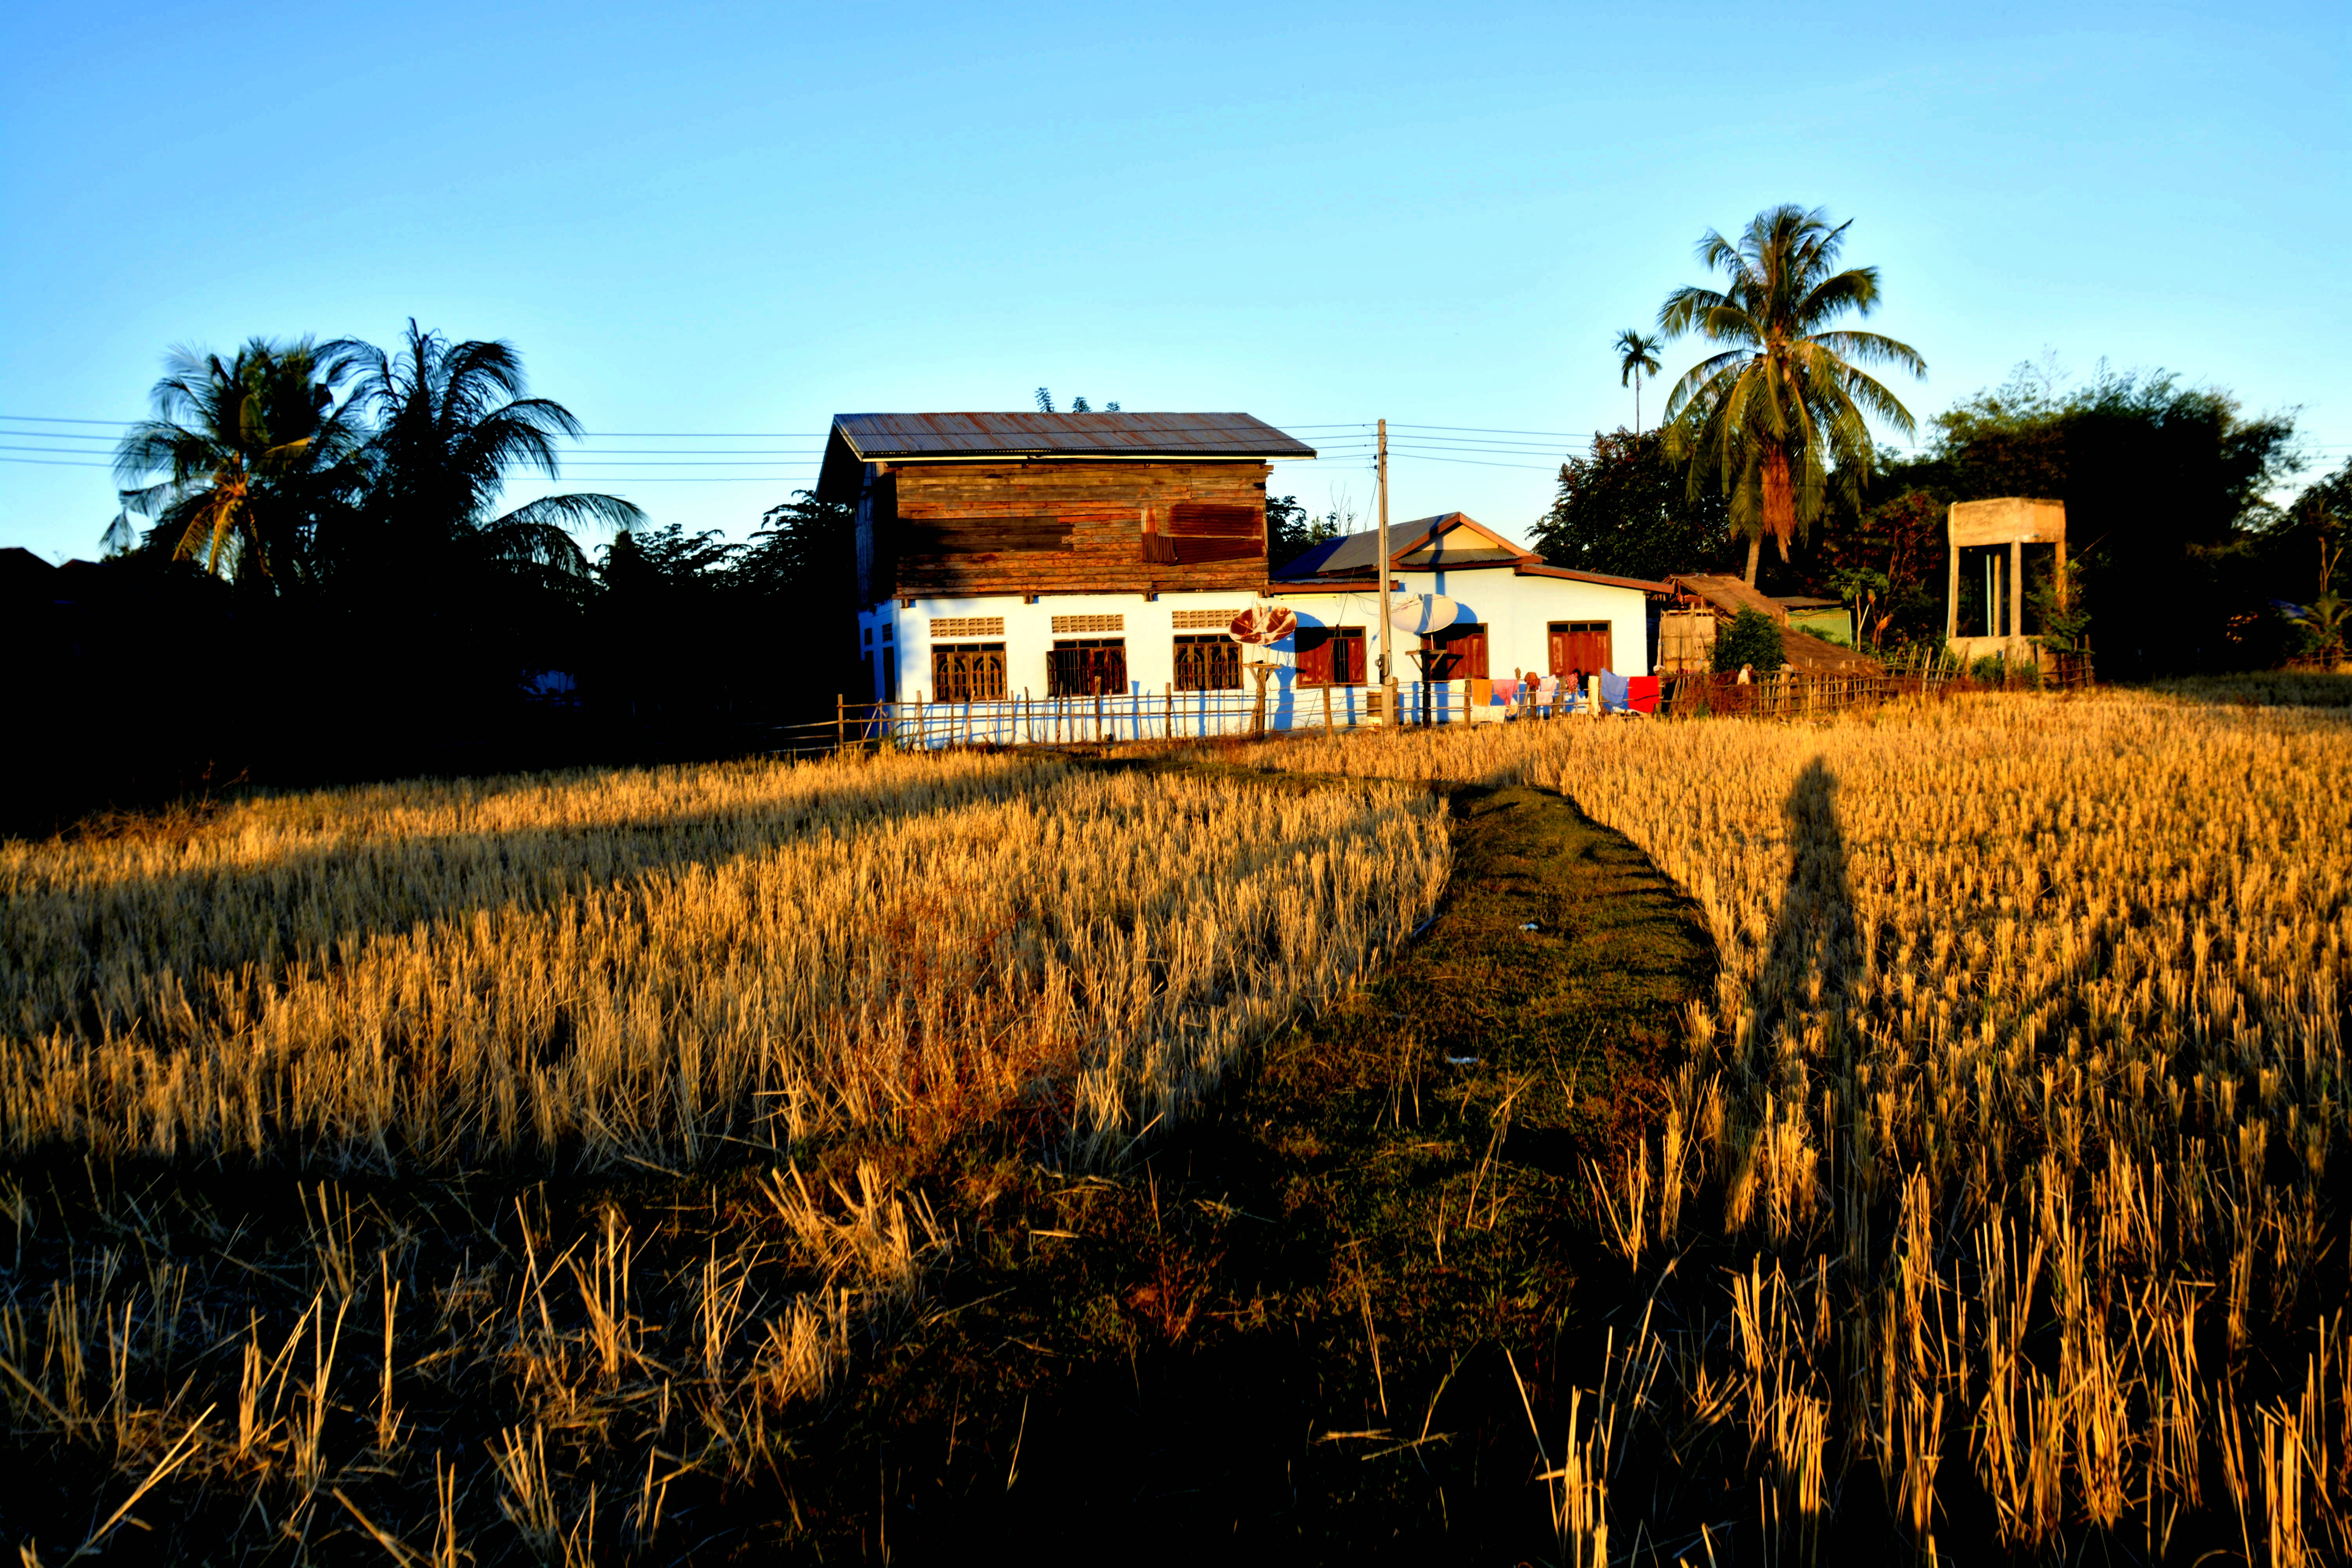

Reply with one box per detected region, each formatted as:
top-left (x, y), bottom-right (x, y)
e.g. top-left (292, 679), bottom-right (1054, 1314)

top-left (1294, 626), bottom-right (1367, 687)
top-left (1048, 638), bottom-right (1127, 697)
top-left (1420, 621), bottom-right (1488, 681)
top-left (1546, 621), bottom-right (1612, 678)
top-left (1165, 501), bottom-right (1262, 565)
top-left (1172, 634), bottom-right (1241, 691)
top-left (931, 642), bottom-right (1007, 702)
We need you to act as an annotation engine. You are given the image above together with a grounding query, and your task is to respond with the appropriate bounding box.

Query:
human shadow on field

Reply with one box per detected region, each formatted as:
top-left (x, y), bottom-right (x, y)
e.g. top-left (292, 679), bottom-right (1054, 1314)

top-left (1753, 756), bottom-right (1858, 1044)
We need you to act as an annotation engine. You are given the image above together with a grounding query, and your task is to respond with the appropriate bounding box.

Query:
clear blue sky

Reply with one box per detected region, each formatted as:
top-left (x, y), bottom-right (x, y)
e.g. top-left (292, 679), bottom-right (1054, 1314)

top-left (4, 0), bottom-right (2345, 564)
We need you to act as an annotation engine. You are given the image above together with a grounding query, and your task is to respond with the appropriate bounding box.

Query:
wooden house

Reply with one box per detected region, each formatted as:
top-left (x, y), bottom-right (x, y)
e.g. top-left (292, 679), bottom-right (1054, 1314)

top-left (816, 412), bottom-right (1316, 703)
top-left (1658, 574), bottom-right (1880, 675)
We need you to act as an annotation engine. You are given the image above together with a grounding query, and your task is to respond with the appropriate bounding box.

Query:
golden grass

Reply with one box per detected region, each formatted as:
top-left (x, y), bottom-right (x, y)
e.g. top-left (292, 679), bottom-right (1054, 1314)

top-left (0, 749), bottom-right (1448, 1561)
top-left (2, 750), bottom-right (1448, 1169)
top-left (1249, 690), bottom-right (2352, 1558)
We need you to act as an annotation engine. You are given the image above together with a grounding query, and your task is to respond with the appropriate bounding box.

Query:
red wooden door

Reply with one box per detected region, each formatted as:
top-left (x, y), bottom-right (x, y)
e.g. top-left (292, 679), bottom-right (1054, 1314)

top-left (1548, 621), bottom-right (1613, 677)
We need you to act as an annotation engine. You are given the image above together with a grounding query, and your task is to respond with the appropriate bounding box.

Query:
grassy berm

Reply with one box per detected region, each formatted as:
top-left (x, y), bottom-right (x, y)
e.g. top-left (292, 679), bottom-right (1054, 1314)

top-left (778, 771), bottom-right (1715, 1560)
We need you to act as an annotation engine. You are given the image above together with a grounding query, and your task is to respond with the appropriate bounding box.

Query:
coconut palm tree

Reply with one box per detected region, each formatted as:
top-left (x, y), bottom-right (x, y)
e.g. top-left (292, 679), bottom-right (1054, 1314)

top-left (105, 338), bottom-right (366, 586)
top-left (1659, 206), bottom-right (1925, 585)
top-left (337, 320), bottom-right (644, 592)
top-left (1615, 329), bottom-right (1662, 431)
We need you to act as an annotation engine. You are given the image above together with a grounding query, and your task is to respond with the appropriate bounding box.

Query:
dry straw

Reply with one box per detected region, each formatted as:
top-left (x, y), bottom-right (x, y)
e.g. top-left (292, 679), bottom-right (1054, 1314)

top-left (2, 750), bottom-right (1448, 1169)
top-left (0, 748), bottom-right (1447, 1557)
top-left (1250, 689), bottom-right (2352, 1559)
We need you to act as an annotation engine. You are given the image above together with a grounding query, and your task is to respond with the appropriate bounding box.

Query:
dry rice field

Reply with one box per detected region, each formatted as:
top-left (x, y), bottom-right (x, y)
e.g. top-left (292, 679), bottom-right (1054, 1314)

top-left (9, 684), bottom-right (2352, 1562)
top-left (2, 751), bottom-right (1447, 1169)
top-left (1249, 687), bottom-right (2352, 1563)
top-left (0, 751), bottom-right (1447, 1562)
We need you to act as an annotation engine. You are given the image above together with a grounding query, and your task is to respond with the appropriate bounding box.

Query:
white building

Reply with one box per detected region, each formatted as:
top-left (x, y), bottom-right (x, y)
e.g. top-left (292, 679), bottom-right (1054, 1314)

top-left (821, 413), bottom-right (1665, 736)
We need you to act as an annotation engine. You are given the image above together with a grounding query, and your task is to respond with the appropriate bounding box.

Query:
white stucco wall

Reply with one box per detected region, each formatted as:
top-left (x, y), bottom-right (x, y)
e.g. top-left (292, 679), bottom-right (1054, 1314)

top-left (1387, 566), bottom-right (1651, 680)
top-left (874, 590), bottom-right (1263, 703)
top-left (860, 567), bottom-right (1648, 709)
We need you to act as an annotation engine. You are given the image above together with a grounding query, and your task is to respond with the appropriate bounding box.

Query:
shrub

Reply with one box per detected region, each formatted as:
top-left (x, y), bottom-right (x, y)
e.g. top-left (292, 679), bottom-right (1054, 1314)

top-left (1712, 609), bottom-right (1785, 674)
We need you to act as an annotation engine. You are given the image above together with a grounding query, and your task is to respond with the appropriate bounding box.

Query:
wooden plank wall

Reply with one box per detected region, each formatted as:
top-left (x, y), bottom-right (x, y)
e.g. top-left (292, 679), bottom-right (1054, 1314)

top-left (881, 460), bottom-right (1270, 597)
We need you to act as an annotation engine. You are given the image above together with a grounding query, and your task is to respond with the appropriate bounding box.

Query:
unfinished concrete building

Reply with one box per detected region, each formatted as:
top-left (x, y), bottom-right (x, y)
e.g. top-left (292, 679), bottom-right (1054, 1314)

top-left (1947, 498), bottom-right (2066, 665)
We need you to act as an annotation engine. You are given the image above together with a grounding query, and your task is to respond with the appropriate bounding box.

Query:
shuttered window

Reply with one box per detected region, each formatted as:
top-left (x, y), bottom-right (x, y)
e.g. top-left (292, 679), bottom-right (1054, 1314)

top-left (1294, 626), bottom-right (1366, 687)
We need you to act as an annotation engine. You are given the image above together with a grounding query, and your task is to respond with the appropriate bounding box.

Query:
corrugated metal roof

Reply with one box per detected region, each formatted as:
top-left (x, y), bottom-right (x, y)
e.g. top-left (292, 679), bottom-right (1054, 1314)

top-left (836, 411), bottom-right (1315, 461)
top-left (1273, 516), bottom-right (1452, 578)
top-left (817, 411), bottom-right (1314, 501)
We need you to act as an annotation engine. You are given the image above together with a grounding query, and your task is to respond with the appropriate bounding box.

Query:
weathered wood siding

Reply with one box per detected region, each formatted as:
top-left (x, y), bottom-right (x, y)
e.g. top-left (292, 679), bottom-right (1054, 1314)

top-left (879, 460), bottom-right (1269, 598)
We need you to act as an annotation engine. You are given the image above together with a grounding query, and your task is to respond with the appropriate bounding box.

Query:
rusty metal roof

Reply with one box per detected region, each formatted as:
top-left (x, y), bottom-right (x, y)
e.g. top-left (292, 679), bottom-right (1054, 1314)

top-left (835, 411), bottom-right (1313, 460)
top-left (816, 411), bottom-right (1314, 498)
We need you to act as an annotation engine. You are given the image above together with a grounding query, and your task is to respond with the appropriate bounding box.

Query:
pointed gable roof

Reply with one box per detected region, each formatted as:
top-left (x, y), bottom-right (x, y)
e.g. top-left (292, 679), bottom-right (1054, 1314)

top-left (1274, 512), bottom-right (1531, 579)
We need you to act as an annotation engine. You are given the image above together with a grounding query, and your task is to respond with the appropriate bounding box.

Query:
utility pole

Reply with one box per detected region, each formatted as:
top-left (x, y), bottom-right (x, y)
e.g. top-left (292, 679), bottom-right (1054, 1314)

top-left (1376, 417), bottom-right (1394, 720)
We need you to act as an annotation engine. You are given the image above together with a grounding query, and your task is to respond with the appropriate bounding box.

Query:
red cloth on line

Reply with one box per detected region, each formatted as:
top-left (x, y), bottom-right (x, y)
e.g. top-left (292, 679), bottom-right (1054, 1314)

top-left (1492, 678), bottom-right (1521, 704)
top-left (1627, 676), bottom-right (1660, 714)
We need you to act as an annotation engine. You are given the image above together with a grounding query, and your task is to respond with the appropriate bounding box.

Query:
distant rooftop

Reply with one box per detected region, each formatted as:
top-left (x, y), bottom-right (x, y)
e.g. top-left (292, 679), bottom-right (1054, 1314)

top-left (818, 411), bottom-right (1314, 499)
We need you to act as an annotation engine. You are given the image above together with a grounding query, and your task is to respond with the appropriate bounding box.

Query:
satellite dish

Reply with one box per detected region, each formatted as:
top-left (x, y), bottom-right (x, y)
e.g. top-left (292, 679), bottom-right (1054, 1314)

top-left (1389, 594), bottom-right (1462, 636)
top-left (1228, 603), bottom-right (1299, 645)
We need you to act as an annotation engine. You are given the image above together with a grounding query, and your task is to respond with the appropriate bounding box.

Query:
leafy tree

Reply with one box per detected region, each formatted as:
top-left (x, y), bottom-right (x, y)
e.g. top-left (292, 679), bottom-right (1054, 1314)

top-left (2276, 474), bottom-right (2348, 658)
top-left (1531, 429), bottom-right (1733, 581)
top-left (1712, 608), bottom-right (1784, 673)
top-left (737, 490), bottom-right (852, 594)
top-left (1809, 484), bottom-right (1945, 648)
top-left (1659, 206), bottom-right (1926, 586)
top-left (105, 338), bottom-right (367, 587)
top-left (1614, 329), bottom-right (1662, 432)
top-left (1888, 361), bottom-right (2298, 675)
top-left (736, 489), bottom-right (863, 717)
top-left (1267, 494), bottom-right (1340, 568)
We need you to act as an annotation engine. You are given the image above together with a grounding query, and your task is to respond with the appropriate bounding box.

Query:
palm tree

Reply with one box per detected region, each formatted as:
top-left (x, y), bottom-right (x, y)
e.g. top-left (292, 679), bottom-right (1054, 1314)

top-left (1614, 329), bottom-right (1662, 431)
top-left (105, 338), bottom-right (366, 586)
top-left (1659, 206), bottom-right (1925, 585)
top-left (338, 320), bottom-right (644, 592)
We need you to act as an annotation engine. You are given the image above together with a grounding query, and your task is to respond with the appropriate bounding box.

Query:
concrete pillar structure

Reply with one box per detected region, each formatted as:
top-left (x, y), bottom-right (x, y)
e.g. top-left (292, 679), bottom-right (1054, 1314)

top-left (1946, 498), bottom-right (2066, 666)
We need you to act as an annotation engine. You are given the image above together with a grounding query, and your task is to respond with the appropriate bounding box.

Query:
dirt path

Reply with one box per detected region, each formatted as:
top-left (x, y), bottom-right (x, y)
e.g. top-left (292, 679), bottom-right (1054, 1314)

top-left (783, 776), bottom-right (1718, 1561)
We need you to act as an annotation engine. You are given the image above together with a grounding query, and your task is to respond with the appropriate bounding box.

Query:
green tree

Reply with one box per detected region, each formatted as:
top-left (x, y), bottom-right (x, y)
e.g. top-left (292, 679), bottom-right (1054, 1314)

top-left (2278, 482), bottom-right (2348, 659)
top-left (1809, 483), bottom-right (1945, 649)
top-left (1659, 205), bottom-right (1926, 586)
top-left (1892, 361), bottom-right (2298, 674)
top-left (1267, 494), bottom-right (1339, 568)
top-left (1532, 428), bottom-right (1733, 581)
top-left (1614, 329), bottom-right (1662, 432)
top-left (738, 489), bottom-right (852, 591)
top-left (336, 321), bottom-right (644, 596)
top-left (105, 338), bottom-right (366, 587)
top-left (1712, 608), bottom-right (1784, 673)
